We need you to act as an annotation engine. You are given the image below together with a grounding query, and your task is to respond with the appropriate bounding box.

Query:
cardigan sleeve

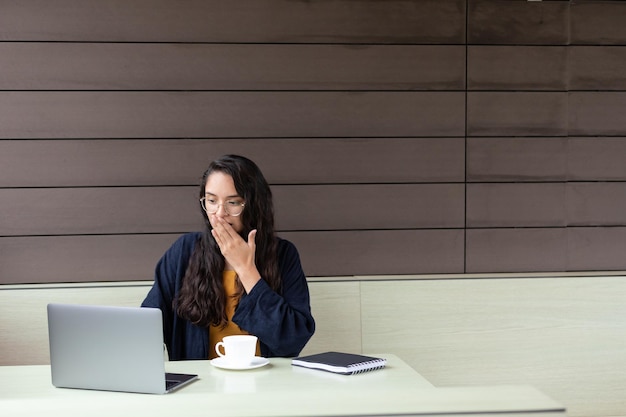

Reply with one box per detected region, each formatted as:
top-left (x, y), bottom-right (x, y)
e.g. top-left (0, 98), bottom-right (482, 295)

top-left (141, 233), bottom-right (207, 360)
top-left (141, 240), bottom-right (180, 347)
top-left (232, 239), bottom-right (316, 357)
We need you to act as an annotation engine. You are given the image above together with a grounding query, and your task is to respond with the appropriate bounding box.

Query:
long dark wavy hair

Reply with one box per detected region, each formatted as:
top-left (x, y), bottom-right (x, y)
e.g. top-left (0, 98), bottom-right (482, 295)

top-left (175, 155), bottom-right (280, 327)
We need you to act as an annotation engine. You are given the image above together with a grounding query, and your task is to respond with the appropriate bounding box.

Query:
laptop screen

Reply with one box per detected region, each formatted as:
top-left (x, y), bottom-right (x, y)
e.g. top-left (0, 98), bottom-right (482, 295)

top-left (47, 303), bottom-right (196, 394)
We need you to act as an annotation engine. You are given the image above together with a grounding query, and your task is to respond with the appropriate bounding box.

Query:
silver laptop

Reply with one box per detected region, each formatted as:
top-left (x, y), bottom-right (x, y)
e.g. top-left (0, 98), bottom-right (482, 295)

top-left (47, 303), bottom-right (197, 394)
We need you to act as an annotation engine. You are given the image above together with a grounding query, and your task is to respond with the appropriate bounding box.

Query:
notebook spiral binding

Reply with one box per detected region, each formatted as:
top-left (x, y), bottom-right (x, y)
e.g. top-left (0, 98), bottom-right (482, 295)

top-left (348, 358), bottom-right (387, 374)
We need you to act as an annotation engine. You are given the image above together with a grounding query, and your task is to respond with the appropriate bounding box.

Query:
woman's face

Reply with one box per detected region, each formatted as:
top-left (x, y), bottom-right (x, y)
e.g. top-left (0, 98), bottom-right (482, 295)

top-left (204, 171), bottom-right (245, 234)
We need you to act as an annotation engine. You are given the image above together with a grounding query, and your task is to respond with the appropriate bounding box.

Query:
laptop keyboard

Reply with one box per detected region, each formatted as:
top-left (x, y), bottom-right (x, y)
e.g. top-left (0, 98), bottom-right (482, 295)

top-left (165, 379), bottom-right (178, 390)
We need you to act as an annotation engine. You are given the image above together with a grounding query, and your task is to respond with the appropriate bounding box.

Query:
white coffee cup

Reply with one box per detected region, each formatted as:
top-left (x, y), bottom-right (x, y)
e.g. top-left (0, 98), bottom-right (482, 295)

top-left (215, 335), bottom-right (258, 366)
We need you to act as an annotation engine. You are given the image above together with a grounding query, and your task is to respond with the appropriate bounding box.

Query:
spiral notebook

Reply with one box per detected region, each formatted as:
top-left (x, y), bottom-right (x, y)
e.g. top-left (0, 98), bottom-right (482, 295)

top-left (291, 351), bottom-right (386, 375)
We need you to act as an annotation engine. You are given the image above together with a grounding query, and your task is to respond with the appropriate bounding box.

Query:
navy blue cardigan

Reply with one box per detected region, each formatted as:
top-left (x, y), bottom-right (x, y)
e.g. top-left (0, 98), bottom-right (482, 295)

top-left (141, 232), bottom-right (315, 360)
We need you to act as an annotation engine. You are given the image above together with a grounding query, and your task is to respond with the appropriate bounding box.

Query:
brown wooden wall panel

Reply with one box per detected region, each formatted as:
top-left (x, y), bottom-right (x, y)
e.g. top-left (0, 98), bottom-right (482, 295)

top-left (467, 137), bottom-right (568, 182)
top-left (569, 93), bottom-right (626, 136)
top-left (0, 0), bottom-right (466, 44)
top-left (274, 184), bottom-right (465, 231)
top-left (468, 137), bottom-right (626, 182)
top-left (467, 93), bottom-right (568, 137)
top-left (0, 44), bottom-right (466, 91)
top-left (468, 183), bottom-right (626, 229)
top-left (467, 183), bottom-right (566, 228)
top-left (467, 0), bottom-right (569, 45)
top-left (2, 1), bottom-right (626, 283)
top-left (567, 183), bottom-right (626, 226)
top-left (0, 92), bottom-right (465, 139)
top-left (282, 230), bottom-right (465, 276)
top-left (569, 47), bottom-right (626, 91)
top-left (0, 230), bottom-right (465, 284)
top-left (0, 138), bottom-right (465, 187)
top-left (1, 187), bottom-right (200, 236)
top-left (0, 234), bottom-right (177, 284)
top-left (466, 229), bottom-right (568, 273)
top-left (568, 227), bottom-right (626, 271)
top-left (568, 137), bottom-right (626, 181)
top-left (571, 1), bottom-right (626, 45)
top-left (468, 46), bottom-right (567, 91)
top-left (1, 184), bottom-right (463, 237)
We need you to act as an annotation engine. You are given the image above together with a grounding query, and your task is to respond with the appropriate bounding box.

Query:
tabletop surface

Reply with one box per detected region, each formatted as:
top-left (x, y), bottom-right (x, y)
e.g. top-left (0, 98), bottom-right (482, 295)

top-left (0, 354), bottom-right (565, 417)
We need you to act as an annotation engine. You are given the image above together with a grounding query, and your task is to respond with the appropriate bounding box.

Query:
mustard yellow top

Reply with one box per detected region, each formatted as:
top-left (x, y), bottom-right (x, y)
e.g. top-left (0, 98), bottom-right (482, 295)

top-left (208, 270), bottom-right (261, 359)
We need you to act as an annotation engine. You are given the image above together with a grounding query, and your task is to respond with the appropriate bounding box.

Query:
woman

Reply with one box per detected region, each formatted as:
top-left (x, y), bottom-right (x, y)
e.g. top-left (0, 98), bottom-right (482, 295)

top-left (142, 155), bottom-right (315, 360)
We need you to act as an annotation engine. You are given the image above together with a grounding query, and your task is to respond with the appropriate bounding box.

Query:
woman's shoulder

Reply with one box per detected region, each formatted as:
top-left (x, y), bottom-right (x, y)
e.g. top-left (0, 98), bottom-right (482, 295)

top-left (167, 232), bottom-right (202, 256)
top-left (276, 237), bottom-right (301, 260)
top-left (176, 231), bottom-right (203, 243)
top-left (277, 236), bottom-right (295, 250)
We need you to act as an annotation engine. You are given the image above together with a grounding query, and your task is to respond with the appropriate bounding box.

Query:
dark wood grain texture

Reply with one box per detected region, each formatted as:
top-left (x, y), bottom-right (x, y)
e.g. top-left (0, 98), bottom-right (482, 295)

top-left (571, 1), bottom-right (626, 45)
top-left (0, 92), bottom-right (465, 139)
top-left (467, 93), bottom-right (568, 137)
top-left (569, 47), bottom-right (626, 90)
top-left (468, 46), bottom-right (567, 91)
top-left (468, 0), bottom-right (569, 45)
top-left (0, 230), bottom-right (466, 283)
top-left (1, 184), bottom-right (464, 237)
top-left (466, 228), bottom-right (568, 273)
top-left (569, 93), bottom-right (626, 136)
top-left (0, 138), bottom-right (466, 187)
top-left (0, 0), bottom-right (466, 43)
top-left (2, 1), bottom-right (626, 283)
top-left (0, 44), bottom-right (465, 91)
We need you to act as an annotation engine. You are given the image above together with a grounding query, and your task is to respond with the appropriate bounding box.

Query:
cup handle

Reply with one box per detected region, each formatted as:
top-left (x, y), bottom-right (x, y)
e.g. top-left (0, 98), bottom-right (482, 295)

top-left (215, 341), bottom-right (226, 357)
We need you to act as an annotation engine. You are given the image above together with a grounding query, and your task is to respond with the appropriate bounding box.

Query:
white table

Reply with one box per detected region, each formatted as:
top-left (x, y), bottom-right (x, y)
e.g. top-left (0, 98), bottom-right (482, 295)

top-left (0, 354), bottom-right (565, 417)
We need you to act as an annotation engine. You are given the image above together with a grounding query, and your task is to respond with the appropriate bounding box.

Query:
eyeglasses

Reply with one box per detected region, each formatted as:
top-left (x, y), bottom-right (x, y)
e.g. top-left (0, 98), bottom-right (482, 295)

top-left (200, 197), bottom-right (245, 216)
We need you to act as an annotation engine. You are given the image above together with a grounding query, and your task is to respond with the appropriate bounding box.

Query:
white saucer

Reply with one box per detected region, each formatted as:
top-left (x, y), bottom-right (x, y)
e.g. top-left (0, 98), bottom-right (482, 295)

top-left (210, 356), bottom-right (270, 370)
